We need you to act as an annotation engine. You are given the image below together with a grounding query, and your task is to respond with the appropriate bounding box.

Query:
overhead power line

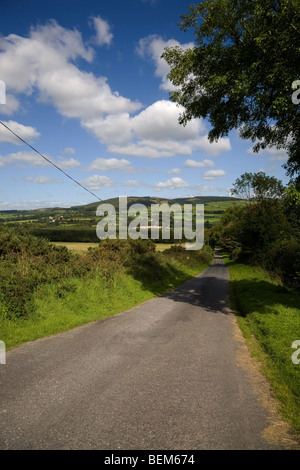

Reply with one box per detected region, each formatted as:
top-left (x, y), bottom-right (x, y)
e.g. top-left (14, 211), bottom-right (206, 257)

top-left (0, 120), bottom-right (103, 203)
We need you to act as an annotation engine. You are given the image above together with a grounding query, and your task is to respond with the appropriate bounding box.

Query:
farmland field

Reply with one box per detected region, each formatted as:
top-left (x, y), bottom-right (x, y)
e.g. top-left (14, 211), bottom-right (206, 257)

top-left (52, 241), bottom-right (184, 252)
top-left (51, 242), bottom-right (99, 252)
top-left (0, 196), bottom-right (246, 243)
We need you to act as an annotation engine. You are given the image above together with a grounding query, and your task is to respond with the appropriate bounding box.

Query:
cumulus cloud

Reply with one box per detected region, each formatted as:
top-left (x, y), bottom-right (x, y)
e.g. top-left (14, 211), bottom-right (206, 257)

top-left (203, 169), bottom-right (226, 180)
top-left (196, 185), bottom-right (218, 193)
top-left (90, 16), bottom-right (113, 46)
top-left (89, 100), bottom-right (230, 159)
top-left (0, 20), bottom-right (141, 123)
top-left (154, 177), bottom-right (189, 191)
top-left (184, 159), bottom-right (215, 168)
top-left (25, 175), bottom-right (63, 184)
top-left (123, 180), bottom-right (142, 187)
top-left (133, 100), bottom-right (205, 140)
top-left (247, 144), bottom-right (288, 162)
top-left (0, 120), bottom-right (40, 144)
top-left (0, 200), bottom-right (80, 210)
top-left (137, 35), bottom-right (194, 91)
top-left (168, 168), bottom-right (182, 175)
top-left (56, 157), bottom-right (81, 169)
top-left (0, 94), bottom-right (20, 115)
top-left (0, 150), bottom-right (50, 167)
top-left (82, 113), bottom-right (133, 145)
top-left (86, 157), bottom-right (134, 172)
top-left (0, 22), bottom-right (231, 164)
top-left (79, 175), bottom-right (114, 190)
top-left (0, 150), bottom-right (80, 168)
top-left (192, 136), bottom-right (231, 156)
top-left (63, 147), bottom-right (76, 155)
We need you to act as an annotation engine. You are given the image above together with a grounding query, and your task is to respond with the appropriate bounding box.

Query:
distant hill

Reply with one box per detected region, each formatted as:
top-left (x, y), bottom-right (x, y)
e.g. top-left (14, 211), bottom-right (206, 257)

top-left (70, 195), bottom-right (243, 212)
top-left (0, 195), bottom-right (246, 242)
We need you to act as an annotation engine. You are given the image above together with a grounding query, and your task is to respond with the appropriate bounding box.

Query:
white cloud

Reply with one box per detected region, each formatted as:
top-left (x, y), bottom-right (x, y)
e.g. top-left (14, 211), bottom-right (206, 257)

top-left (0, 150), bottom-right (49, 167)
top-left (86, 157), bottom-right (134, 172)
top-left (0, 200), bottom-right (79, 210)
top-left (90, 16), bottom-right (113, 46)
top-left (0, 21), bottom-right (141, 123)
top-left (108, 142), bottom-right (175, 159)
top-left (196, 185), bottom-right (217, 192)
top-left (203, 169), bottom-right (226, 180)
top-left (0, 94), bottom-right (20, 115)
top-left (132, 100), bottom-right (205, 140)
top-left (82, 113), bottom-right (133, 145)
top-left (89, 99), bottom-right (230, 159)
top-left (168, 168), bottom-right (182, 175)
top-left (0, 150), bottom-right (80, 169)
top-left (192, 136), bottom-right (232, 156)
top-left (247, 144), bottom-right (288, 162)
top-left (56, 157), bottom-right (81, 169)
top-left (25, 175), bottom-right (62, 184)
top-left (123, 180), bottom-right (141, 187)
top-left (0, 120), bottom-right (40, 144)
top-left (137, 35), bottom-right (194, 91)
top-left (154, 177), bottom-right (189, 191)
top-left (63, 147), bottom-right (76, 154)
top-left (184, 159), bottom-right (215, 168)
top-left (80, 174), bottom-right (114, 190)
top-left (0, 23), bottom-right (231, 166)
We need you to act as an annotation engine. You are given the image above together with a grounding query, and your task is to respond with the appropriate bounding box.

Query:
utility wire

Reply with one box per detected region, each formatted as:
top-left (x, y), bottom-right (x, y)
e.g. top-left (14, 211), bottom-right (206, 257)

top-left (0, 120), bottom-right (103, 203)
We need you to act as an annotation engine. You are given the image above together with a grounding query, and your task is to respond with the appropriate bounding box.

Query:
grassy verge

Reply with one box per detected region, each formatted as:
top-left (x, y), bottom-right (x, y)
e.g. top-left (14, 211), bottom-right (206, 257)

top-left (224, 256), bottom-right (300, 434)
top-left (0, 238), bottom-right (212, 350)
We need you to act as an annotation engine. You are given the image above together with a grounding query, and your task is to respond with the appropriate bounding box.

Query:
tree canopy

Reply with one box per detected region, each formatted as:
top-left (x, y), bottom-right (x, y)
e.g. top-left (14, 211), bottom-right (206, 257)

top-left (230, 171), bottom-right (285, 201)
top-left (162, 0), bottom-right (300, 185)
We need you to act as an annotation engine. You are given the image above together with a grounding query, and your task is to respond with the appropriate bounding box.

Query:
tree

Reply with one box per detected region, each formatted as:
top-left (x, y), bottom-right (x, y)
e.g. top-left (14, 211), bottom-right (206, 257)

top-left (162, 0), bottom-right (300, 185)
top-left (283, 182), bottom-right (300, 234)
top-left (231, 171), bottom-right (285, 202)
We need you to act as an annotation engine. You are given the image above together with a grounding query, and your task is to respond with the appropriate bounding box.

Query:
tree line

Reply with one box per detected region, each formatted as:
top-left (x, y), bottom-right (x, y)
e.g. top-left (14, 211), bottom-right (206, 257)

top-left (210, 172), bottom-right (300, 288)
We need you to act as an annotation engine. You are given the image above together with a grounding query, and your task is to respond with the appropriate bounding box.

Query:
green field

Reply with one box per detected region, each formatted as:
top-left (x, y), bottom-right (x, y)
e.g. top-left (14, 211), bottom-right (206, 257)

top-left (0, 196), bottom-right (246, 243)
top-left (51, 241), bottom-right (184, 252)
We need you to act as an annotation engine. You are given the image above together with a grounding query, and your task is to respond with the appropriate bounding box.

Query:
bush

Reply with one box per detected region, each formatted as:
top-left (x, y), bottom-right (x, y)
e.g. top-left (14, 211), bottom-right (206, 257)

top-left (0, 227), bottom-right (78, 319)
top-left (31, 227), bottom-right (99, 242)
top-left (0, 228), bottom-right (214, 321)
top-left (269, 239), bottom-right (300, 288)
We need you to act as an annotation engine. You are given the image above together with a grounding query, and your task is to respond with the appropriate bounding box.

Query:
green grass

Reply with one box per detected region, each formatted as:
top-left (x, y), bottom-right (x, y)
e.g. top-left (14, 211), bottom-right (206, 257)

top-left (1, 254), bottom-right (210, 351)
top-left (224, 256), bottom-right (300, 434)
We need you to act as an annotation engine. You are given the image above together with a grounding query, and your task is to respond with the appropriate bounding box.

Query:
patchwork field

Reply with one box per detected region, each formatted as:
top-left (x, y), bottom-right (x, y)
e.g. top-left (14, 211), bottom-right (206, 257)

top-left (0, 196), bottom-right (245, 243)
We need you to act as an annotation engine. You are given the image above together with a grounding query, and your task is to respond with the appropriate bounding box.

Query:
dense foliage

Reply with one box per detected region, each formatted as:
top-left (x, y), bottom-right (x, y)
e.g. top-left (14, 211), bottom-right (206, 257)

top-left (0, 226), bottom-right (213, 321)
top-left (210, 173), bottom-right (300, 287)
top-left (162, 0), bottom-right (300, 185)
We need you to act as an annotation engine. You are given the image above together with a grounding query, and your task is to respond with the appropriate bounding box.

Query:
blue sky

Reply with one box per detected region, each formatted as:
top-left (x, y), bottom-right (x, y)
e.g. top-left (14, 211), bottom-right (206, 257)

top-left (0, 0), bottom-right (290, 210)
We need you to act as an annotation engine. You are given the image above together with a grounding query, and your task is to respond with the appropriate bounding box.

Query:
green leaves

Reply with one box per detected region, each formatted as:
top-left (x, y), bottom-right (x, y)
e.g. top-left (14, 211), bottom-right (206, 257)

top-left (231, 171), bottom-right (285, 202)
top-left (162, 0), bottom-right (300, 183)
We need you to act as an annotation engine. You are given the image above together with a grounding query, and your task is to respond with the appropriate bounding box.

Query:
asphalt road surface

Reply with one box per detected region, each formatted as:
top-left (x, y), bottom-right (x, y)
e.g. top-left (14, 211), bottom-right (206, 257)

top-left (0, 251), bottom-right (287, 449)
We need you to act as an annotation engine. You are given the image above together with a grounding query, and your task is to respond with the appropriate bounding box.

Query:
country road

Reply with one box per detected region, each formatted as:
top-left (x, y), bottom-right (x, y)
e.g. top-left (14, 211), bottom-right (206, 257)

top-left (0, 251), bottom-right (293, 450)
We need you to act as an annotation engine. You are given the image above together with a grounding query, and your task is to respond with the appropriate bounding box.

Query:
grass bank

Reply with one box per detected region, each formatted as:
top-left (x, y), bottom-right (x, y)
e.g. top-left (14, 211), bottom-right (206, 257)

top-left (0, 229), bottom-right (213, 350)
top-left (224, 256), bottom-right (300, 434)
